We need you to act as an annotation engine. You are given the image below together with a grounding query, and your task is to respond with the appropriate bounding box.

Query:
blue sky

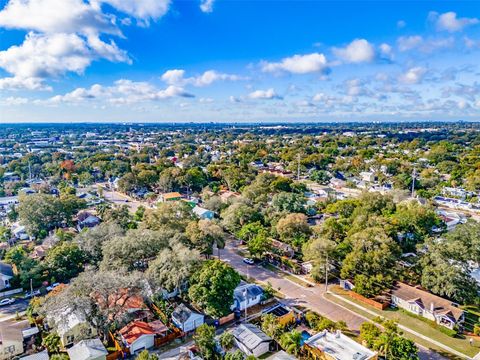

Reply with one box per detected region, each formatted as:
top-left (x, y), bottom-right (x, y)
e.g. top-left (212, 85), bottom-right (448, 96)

top-left (0, 0), bottom-right (479, 123)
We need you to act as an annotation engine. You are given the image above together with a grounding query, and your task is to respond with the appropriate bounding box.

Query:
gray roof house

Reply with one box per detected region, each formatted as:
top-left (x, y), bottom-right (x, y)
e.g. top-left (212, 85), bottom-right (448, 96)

top-left (67, 339), bottom-right (108, 360)
top-left (171, 304), bottom-right (204, 333)
top-left (21, 350), bottom-right (49, 360)
top-left (0, 262), bottom-right (13, 290)
top-left (232, 323), bottom-right (271, 358)
top-left (231, 283), bottom-right (264, 311)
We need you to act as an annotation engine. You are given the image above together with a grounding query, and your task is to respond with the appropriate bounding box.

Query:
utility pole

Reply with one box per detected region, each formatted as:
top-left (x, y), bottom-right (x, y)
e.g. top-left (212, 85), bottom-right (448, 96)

top-left (28, 161), bottom-right (32, 183)
top-left (297, 153), bottom-right (301, 181)
top-left (30, 278), bottom-right (33, 295)
top-left (325, 253), bottom-right (329, 293)
top-left (411, 168), bottom-right (417, 198)
top-left (244, 288), bottom-right (248, 321)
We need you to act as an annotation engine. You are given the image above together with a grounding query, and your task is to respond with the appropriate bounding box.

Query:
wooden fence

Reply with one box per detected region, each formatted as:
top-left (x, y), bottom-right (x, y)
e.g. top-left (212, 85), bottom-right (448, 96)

top-left (349, 291), bottom-right (389, 310)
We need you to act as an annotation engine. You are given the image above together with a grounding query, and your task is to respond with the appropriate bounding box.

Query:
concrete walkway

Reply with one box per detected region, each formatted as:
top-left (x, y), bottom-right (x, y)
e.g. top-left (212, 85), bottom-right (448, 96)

top-left (328, 291), bottom-right (475, 360)
top-left (219, 242), bottom-right (449, 360)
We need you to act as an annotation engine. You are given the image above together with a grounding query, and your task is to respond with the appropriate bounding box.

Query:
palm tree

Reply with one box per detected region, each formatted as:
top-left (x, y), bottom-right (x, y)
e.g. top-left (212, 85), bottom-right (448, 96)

top-left (42, 332), bottom-right (61, 354)
top-left (279, 330), bottom-right (303, 356)
top-left (219, 331), bottom-right (235, 351)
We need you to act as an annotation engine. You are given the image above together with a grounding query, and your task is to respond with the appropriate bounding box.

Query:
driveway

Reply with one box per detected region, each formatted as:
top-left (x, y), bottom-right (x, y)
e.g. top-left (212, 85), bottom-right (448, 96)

top-left (219, 241), bottom-right (449, 360)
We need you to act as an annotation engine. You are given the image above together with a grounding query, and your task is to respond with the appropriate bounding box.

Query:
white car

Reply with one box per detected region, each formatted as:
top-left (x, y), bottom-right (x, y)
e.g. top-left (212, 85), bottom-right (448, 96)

top-left (243, 258), bottom-right (255, 265)
top-left (24, 290), bottom-right (41, 299)
top-left (46, 283), bottom-right (60, 292)
top-left (0, 298), bottom-right (15, 306)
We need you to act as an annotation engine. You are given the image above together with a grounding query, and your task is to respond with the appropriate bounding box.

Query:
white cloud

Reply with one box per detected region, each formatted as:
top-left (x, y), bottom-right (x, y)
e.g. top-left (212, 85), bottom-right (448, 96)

top-left (0, 32), bottom-right (129, 89)
top-left (430, 11), bottom-right (479, 32)
top-left (397, 20), bottom-right (406, 28)
top-left (199, 0), bottom-right (214, 13)
top-left (248, 88), bottom-right (281, 100)
top-left (332, 39), bottom-right (375, 63)
top-left (0, 0), bottom-right (170, 90)
top-left (0, 76), bottom-right (50, 90)
top-left (397, 35), bottom-right (423, 51)
top-left (0, 0), bottom-right (118, 35)
top-left (397, 35), bottom-right (454, 53)
top-left (161, 69), bottom-right (243, 87)
top-left (100, 0), bottom-right (170, 23)
top-left (261, 53), bottom-right (328, 74)
top-left (379, 43), bottom-right (393, 61)
top-left (46, 79), bottom-right (193, 105)
top-left (1, 96), bottom-right (29, 105)
top-left (399, 67), bottom-right (427, 84)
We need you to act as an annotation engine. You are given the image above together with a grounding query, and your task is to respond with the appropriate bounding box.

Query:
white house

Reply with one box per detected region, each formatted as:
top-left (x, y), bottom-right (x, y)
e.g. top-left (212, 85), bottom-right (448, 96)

top-left (391, 282), bottom-right (464, 329)
top-left (67, 339), bottom-right (108, 360)
top-left (171, 304), bottom-right (204, 333)
top-left (192, 206), bottom-right (215, 220)
top-left (231, 283), bottom-right (264, 311)
top-left (232, 323), bottom-right (271, 358)
top-left (0, 262), bottom-right (13, 291)
top-left (304, 330), bottom-right (377, 360)
top-left (119, 321), bottom-right (167, 354)
top-left (360, 171), bottom-right (376, 183)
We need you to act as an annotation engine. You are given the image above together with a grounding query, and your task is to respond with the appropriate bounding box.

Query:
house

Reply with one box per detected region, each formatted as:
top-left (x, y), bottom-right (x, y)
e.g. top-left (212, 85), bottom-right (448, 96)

top-left (231, 283), bottom-right (264, 311)
top-left (0, 196), bottom-right (18, 211)
top-left (218, 190), bottom-right (240, 203)
top-left (78, 215), bottom-right (101, 230)
top-left (119, 320), bottom-right (168, 354)
top-left (21, 350), bottom-right (50, 360)
top-left (0, 319), bottom-right (29, 360)
top-left (304, 330), bottom-right (377, 360)
top-left (330, 178), bottom-right (346, 189)
top-left (48, 308), bottom-right (97, 347)
top-left (159, 192), bottom-right (182, 202)
top-left (0, 262), bottom-right (13, 291)
top-left (265, 351), bottom-right (297, 360)
top-left (232, 323), bottom-right (271, 358)
top-left (171, 304), bottom-right (204, 333)
top-left (12, 225), bottom-right (29, 240)
top-left (192, 206), bottom-right (215, 220)
top-left (390, 282), bottom-right (464, 329)
top-left (360, 171), bottom-right (376, 183)
top-left (67, 339), bottom-right (108, 360)
top-left (262, 303), bottom-right (297, 326)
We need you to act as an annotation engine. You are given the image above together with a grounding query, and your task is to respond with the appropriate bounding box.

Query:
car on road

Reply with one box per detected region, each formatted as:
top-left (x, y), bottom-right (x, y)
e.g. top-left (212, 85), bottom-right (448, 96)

top-left (46, 283), bottom-right (60, 292)
top-left (0, 298), bottom-right (15, 306)
top-left (24, 290), bottom-right (41, 299)
top-left (243, 258), bottom-right (255, 265)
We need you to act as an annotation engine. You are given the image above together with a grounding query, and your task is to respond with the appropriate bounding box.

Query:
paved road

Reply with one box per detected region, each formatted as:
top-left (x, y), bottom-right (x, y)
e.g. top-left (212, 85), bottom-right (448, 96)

top-left (0, 298), bottom-right (29, 319)
top-left (219, 241), bottom-right (449, 360)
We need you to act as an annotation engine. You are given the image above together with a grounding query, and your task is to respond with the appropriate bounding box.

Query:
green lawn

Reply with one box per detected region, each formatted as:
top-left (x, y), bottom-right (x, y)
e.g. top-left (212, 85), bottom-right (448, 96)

top-left (262, 263), bottom-right (311, 288)
top-left (327, 288), bottom-right (480, 359)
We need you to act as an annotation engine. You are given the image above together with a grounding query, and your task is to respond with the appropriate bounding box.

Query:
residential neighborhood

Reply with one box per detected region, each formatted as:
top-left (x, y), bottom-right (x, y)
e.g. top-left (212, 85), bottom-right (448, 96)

top-left (0, 122), bottom-right (479, 360)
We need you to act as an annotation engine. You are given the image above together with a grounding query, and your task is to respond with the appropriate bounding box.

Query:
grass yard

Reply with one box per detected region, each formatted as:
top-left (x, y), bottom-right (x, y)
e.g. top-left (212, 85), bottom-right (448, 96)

top-left (262, 263), bottom-right (311, 288)
top-left (327, 287), bottom-right (480, 358)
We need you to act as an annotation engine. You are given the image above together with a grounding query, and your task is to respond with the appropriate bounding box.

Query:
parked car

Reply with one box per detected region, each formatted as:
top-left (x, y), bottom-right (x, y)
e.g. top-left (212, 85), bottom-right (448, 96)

top-left (0, 298), bottom-right (15, 306)
top-left (46, 283), bottom-right (60, 292)
top-left (243, 258), bottom-right (255, 265)
top-left (24, 290), bottom-right (41, 299)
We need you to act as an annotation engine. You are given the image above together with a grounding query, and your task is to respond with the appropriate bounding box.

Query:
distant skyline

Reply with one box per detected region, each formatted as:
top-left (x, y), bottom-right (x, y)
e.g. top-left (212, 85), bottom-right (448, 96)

top-left (0, 0), bottom-right (479, 123)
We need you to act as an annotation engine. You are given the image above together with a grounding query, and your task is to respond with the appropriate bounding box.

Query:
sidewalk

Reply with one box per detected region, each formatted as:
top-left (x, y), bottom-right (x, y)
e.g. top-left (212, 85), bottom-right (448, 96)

top-left (327, 291), bottom-right (476, 360)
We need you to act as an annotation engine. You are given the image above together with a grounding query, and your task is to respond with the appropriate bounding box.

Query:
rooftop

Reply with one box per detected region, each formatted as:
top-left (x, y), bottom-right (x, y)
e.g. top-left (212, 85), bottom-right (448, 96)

top-left (305, 330), bottom-right (376, 360)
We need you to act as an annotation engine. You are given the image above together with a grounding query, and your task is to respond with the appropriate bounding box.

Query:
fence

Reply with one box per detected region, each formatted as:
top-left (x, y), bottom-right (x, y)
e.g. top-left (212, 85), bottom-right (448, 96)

top-left (154, 328), bottom-right (183, 348)
top-left (348, 291), bottom-right (389, 310)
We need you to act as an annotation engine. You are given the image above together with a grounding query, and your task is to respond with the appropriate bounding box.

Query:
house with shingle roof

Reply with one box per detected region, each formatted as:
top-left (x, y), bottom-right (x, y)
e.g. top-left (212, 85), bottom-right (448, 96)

top-left (391, 282), bottom-right (464, 329)
top-left (66, 339), bottom-right (108, 360)
top-left (119, 320), bottom-right (168, 354)
top-left (232, 323), bottom-right (271, 358)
